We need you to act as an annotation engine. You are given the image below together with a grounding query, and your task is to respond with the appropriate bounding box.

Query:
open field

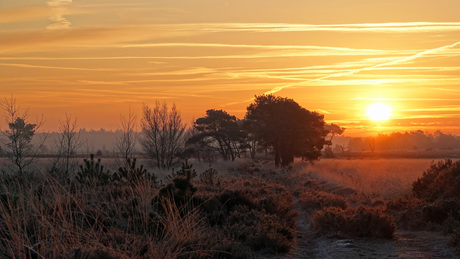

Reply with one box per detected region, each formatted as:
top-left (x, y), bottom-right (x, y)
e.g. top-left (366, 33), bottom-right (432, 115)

top-left (302, 158), bottom-right (446, 199)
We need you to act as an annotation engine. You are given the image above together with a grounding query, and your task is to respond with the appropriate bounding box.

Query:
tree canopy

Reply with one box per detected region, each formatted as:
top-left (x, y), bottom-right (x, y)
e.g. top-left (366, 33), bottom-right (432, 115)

top-left (246, 94), bottom-right (328, 166)
top-left (187, 109), bottom-right (245, 161)
top-left (141, 102), bottom-right (185, 169)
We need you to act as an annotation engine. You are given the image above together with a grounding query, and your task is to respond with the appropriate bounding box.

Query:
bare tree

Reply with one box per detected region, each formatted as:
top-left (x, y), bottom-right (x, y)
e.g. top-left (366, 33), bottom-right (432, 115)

top-left (115, 107), bottom-right (137, 163)
top-left (141, 102), bottom-right (186, 169)
top-left (53, 114), bottom-right (82, 175)
top-left (1, 97), bottom-right (46, 174)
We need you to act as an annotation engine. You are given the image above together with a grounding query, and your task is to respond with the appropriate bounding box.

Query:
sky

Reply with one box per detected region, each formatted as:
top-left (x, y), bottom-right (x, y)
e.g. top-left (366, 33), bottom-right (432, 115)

top-left (2, 0), bottom-right (460, 136)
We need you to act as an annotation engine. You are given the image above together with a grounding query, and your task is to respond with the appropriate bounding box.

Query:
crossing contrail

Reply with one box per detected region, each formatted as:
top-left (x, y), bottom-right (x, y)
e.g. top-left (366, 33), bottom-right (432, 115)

top-left (223, 41), bottom-right (460, 106)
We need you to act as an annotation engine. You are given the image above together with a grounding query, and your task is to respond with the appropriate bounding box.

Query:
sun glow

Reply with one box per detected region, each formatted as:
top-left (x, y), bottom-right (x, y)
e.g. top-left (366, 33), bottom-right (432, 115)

top-left (366, 103), bottom-right (392, 121)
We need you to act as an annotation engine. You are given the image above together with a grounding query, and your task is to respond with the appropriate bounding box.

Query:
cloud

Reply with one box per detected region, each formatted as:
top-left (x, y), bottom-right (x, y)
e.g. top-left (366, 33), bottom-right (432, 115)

top-left (46, 0), bottom-right (73, 7)
top-left (191, 22), bottom-right (460, 34)
top-left (263, 41), bottom-right (460, 94)
top-left (46, 0), bottom-right (72, 30)
top-left (0, 63), bottom-right (121, 72)
top-left (221, 40), bottom-right (460, 106)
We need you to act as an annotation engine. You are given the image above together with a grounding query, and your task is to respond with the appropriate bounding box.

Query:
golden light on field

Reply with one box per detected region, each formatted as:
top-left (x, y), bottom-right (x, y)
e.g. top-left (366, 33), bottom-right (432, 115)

top-left (366, 103), bottom-right (392, 121)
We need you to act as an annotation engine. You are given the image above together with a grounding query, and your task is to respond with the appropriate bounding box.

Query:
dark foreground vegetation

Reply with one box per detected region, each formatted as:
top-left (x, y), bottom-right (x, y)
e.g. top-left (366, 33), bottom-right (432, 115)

top-left (0, 156), bottom-right (298, 258)
top-left (2, 156), bottom-right (460, 258)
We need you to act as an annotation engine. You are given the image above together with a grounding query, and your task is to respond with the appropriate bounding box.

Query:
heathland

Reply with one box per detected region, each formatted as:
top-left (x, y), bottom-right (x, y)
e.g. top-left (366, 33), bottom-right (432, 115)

top-left (1, 96), bottom-right (460, 258)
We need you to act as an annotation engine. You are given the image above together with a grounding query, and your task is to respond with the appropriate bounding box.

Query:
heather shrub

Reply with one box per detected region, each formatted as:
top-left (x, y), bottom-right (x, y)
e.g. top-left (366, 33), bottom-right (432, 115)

top-left (346, 206), bottom-right (395, 239)
top-left (312, 206), bottom-right (395, 239)
top-left (412, 159), bottom-right (460, 202)
top-left (408, 160), bottom-right (460, 235)
top-left (385, 197), bottom-right (426, 230)
top-left (195, 178), bottom-right (297, 254)
top-left (303, 179), bottom-right (321, 191)
top-left (299, 191), bottom-right (348, 213)
top-left (310, 207), bottom-right (346, 236)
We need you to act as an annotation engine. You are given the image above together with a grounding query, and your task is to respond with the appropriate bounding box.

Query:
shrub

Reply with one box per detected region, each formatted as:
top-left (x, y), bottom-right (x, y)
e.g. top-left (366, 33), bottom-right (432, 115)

top-left (0, 159), bottom-right (297, 258)
top-left (195, 178), bottom-right (297, 254)
top-left (385, 197), bottom-right (426, 230)
top-left (75, 154), bottom-right (112, 187)
top-left (412, 159), bottom-right (460, 202)
top-left (299, 191), bottom-right (348, 213)
top-left (113, 158), bottom-right (157, 187)
top-left (312, 206), bottom-right (395, 239)
top-left (346, 206), bottom-right (395, 239)
top-left (200, 166), bottom-right (218, 185)
top-left (310, 207), bottom-right (346, 236)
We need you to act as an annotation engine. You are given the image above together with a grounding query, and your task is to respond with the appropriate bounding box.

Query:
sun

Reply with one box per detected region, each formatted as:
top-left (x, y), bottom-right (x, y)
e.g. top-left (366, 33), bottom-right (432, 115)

top-left (366, 103), bottom-right (392, 121)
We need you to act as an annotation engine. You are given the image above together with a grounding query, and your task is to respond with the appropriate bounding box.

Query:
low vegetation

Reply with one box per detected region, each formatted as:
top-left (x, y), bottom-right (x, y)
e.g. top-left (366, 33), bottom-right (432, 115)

top-left (299, 190), bottom-right (348, 213)
top-left (0, 156), bottom-right (297, 258)
top-left (311, 206), bottom-right (395, 239)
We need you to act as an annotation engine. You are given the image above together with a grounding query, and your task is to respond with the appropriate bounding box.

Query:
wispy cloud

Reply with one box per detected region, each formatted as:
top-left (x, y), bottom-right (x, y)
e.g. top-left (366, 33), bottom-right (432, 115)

top-left (265, 41), bottom-right (460, 95)
top-left (404, 106), bottom-right (460, 112)
top-left (0, 63), bottom-right (121, 72)
top-left (190, 22), bottom-right (460, 34)
top-left (222, 40), bottom-right (460, 106)
top-left (46, 0), bottom-right (73, 30)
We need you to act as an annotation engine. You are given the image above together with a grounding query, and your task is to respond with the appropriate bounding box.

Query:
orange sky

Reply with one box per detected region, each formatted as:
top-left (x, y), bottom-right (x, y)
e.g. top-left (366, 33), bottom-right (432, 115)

top-left (2, 0), bottom-right (460, 136)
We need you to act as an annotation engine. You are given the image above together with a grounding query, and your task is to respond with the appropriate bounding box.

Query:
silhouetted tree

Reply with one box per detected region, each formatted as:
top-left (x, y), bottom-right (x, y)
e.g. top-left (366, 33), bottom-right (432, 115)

top-left (141, 102), bottom-right (185, 169)
top-left (1, 97), bottom-right (46, 174)
top-left (187, 109), bottom-right (245, 161)
top-left (246, 94), bottom-right (327, 166)
top-left (115, 107), bottom-right (137, 164)
top-left (325, 123), bottom-right (345, 145)
top-left (324, 123), bottom-right (345, 158)
top-left (53, 114), bottom-right (82, 175)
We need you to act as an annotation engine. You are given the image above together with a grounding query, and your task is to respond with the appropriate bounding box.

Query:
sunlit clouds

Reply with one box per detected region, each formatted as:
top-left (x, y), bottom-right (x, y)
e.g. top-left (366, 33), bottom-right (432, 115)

top-left (46, 0), bottom-right (72, 30)
top-left (2, 0), bottom-right (460, 134)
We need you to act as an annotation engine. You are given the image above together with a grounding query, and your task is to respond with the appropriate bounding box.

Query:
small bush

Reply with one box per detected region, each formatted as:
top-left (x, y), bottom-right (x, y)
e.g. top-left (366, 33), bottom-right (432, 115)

top-left (412, 159), bottom-right (460, 202)
top-left (312, 206), bottom-right (395, 239)
top-left (76, 154), bottom-right (112, 187)
top-left (346, 206), bottom-right (395, 239)
top-left (299, 191), bottom-right (348, 213)
top-left (310, 207), bottom-right (346, 236)
top-left (195, 178), bottom-right (297, 254)
top-left (385, 197), bottom-right (426, 230)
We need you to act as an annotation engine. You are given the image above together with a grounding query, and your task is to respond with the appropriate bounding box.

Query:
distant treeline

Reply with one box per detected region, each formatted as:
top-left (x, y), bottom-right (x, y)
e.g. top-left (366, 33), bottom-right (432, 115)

top-left (25, 129), bottom-right (460, 158)
top-left (332, 130), bottom-right (460, 154)
top-left (25, 129), bottom-right (128, 156)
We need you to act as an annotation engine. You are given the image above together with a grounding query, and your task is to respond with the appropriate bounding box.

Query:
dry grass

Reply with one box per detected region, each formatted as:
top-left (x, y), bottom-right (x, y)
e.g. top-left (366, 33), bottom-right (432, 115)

top-left (301, 159), bottom-right (442, 199)
top-left (0, 157), bottom-right (299, 258)
top-left (0, 170), bottom-right (213, 258)
top-left (3, 156), bottom-right (460, 258)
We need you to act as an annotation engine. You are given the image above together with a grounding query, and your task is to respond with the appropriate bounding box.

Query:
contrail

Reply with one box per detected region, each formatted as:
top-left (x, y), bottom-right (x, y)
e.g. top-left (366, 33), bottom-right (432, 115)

top-left (223, 41), bottom-right (460, 106)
